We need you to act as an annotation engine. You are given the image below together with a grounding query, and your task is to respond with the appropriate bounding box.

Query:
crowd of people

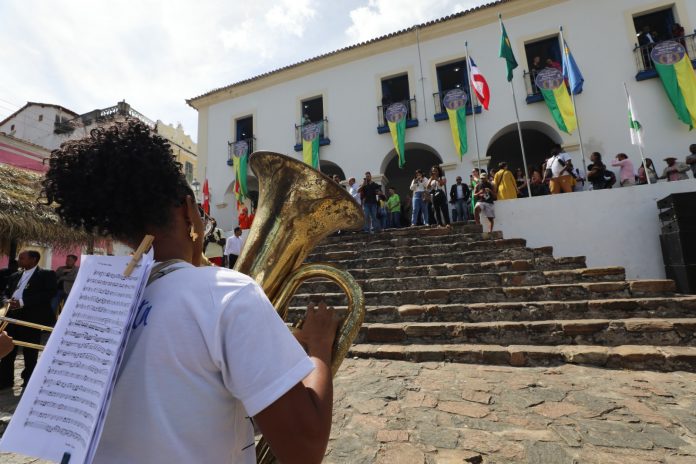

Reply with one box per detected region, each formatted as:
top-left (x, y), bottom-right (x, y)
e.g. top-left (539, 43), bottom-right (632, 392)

top-left (325, 142), bottom-right (696, 236)
top-left (0, 250), bottom-right (79, 390)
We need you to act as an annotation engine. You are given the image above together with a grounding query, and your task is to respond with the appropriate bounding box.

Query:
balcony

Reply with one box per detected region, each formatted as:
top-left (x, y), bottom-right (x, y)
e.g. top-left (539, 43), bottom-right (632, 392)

top-left (634, 32), bottom-right (696, 81)
top-left (376, 98), bottom-right (418, 134)
top-left (226, 137), bottom-right (255, 166)
top-left (523, 70), bottom-right (544, 104)
top-left (293, 117), bottom-right (331, 152)
top-left (432, 91), bottom-right (482, 121)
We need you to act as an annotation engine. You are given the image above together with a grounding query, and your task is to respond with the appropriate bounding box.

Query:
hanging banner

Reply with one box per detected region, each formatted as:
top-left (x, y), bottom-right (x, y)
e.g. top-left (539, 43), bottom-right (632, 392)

top-left (233, 140), bottom-right (249, 203)
top-left (386, 102), bottom-right (407, 168)
top-left (535, 67), bottom-right (577, 134)
top-left (302, 122), bottom-right (321, 169)
top-left (443, 89), bottom-right (468, 160)
top-left (651, 41), bottom-right (696, 129)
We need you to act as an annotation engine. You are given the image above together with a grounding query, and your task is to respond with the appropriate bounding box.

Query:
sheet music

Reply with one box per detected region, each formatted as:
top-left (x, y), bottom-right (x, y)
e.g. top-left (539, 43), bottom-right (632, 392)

top-left (0, 252), bottom-right (154, 464)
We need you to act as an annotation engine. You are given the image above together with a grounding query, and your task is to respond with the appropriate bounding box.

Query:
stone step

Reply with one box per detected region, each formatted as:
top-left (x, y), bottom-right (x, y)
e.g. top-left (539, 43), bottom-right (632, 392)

top-left (303, 267), bottom-right (626, 293)
top-left (348, 343), bottom-right (696, 372)
top-left (287, 296), bottom-right (696, 324)
top-left (291, 280), bottom-right (676, 307)
top-left (308, 238), bottom-right (528, 262)
top-left (312, 230), bottom-right (504, 254)
top-left (318, 245), bottom-right (554, 270)
top-left (321, 222), bottom-right (483, 245)
top-left (354, 318), bottom-right (696, 347)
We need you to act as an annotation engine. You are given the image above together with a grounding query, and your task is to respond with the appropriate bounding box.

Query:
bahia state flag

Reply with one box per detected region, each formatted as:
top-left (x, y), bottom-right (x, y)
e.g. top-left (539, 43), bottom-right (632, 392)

top-left (302, 121), bottom-right (321, 169)
top-left (468, 57), bottom-right (490, 110)
top-left (651, 41), bottom-right (696, 129)
top-left (562, 39), bottom-right (584, 95)
top-left (535, 68), bottom-right (577, 134)
top-left (232, 140), bottom-right (249, 203)
top-left (443, 89), bottom-right (468, 160)
top-left (386, 102), bottom-right (408, 168)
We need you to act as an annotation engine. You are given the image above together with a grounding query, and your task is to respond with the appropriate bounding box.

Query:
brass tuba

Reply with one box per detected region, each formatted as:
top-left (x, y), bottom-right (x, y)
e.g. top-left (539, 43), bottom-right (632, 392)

top-left (233, 151), bottom-right (365, 464)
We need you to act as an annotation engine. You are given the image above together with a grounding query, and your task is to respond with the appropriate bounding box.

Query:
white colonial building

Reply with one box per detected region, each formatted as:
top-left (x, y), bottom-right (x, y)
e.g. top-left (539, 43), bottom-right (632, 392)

top-left (189, 0), bottom-right (696, 230)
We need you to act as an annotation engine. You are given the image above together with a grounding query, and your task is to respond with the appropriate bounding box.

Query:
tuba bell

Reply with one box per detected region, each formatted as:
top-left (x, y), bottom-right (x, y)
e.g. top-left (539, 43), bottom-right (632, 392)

top-left (232, 151), bottom-right (365, 464)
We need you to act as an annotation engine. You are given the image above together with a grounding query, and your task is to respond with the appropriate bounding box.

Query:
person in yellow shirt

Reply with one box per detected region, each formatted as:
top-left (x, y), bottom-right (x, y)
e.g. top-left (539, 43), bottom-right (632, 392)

top-left (493, 162), bottom-right (518, 201)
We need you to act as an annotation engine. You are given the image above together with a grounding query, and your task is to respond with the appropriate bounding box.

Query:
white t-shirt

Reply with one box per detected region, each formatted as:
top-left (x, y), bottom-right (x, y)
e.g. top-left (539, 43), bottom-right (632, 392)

top-left (549, 153), bottom-right (571, 178)
top-left (224, 235), bottom-right (245, 256)
top-left (94, 265), bottom-right (314, 464)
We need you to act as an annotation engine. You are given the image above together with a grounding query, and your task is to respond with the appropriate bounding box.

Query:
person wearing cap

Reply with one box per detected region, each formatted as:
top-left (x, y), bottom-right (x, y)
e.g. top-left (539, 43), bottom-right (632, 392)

top-left (659, 157), bottom-right (689, 182)
top-left (473, 172), bottom-right (496, 233)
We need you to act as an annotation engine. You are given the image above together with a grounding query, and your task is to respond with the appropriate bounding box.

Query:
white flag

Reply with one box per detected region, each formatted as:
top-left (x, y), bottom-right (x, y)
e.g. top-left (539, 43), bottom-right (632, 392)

top-left (628, 94), bottom-right (643, 147)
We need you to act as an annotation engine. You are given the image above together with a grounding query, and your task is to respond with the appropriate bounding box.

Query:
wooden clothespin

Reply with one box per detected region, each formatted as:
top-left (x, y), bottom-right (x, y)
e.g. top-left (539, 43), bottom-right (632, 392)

top-left (123, 235), bottom-right (155, 277)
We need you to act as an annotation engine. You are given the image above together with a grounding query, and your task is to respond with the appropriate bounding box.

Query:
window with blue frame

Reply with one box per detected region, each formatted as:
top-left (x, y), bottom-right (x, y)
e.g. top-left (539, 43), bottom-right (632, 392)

top-left (633, 7), bottom-right (676, 45)
top-left (523, 35), bottom-right (561, 102)
top-left (301, 96), bottom-right (323, 123)
top-left (381, 74), bottom-right (410, 107)
top-left (434, 59), bottom-right (475, 120)
top-left (235, 115), bottom-right (254, 152)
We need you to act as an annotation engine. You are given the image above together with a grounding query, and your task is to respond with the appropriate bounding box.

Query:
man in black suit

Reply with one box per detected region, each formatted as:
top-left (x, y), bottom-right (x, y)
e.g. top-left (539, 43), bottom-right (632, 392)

top-left (0, 250), bottom-right (57, 389)
top-left (449, 176), bottom-right (471, 223)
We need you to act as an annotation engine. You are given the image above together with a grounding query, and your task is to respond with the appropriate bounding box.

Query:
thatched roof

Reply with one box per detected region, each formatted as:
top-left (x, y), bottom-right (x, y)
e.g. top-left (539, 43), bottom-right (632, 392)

top-left (0, 163), bottom-right (92, 250)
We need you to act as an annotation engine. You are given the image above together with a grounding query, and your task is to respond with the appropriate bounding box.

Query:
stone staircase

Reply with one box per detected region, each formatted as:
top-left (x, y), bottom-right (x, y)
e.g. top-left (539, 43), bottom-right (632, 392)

top-left (290, 223), bottom-right (696, 372)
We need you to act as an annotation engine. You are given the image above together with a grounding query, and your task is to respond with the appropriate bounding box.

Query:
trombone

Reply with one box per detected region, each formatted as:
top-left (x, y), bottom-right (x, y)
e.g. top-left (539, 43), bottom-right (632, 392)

top-left (0, 301), bottom-right (54, 351)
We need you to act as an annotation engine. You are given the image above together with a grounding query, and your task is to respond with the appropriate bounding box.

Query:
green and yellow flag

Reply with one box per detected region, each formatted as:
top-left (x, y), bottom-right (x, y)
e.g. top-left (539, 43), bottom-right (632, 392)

top-left (233, 140), bottom-right (249, 203)
top-left (499, 19), bottom-right (518, 82)
top-left (386, 102), bottom-right (407, 168)
top-left (443, 89), bottom-right (468, 159)
top-left (535, 68), bottom-right (577, 134)
top-left (651, 40), bottom-right (696, 129)
top-left (302, 121), bottom-right (321, 169)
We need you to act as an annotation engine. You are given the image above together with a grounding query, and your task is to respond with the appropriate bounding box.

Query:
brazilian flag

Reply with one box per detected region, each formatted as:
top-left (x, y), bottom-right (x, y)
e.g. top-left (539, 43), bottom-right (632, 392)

top-left (499, 20), bottom-right (518, 82)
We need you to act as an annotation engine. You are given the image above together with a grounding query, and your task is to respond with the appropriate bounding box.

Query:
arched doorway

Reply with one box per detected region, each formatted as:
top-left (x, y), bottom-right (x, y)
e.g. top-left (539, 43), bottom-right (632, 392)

top-left (486, 121), bottom-right (562, 172)
top-left (381, 142), bottom-right (443, 200)
top-left (319, 160), bottom-right (346, 181)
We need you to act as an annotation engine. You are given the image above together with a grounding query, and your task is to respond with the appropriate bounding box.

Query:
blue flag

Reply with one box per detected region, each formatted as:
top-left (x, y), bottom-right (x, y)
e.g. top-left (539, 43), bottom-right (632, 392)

top-left (562, 40), bottom-right (584, 94)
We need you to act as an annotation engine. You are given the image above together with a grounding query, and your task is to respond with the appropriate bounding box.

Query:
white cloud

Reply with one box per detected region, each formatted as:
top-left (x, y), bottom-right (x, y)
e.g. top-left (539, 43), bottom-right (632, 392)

top-left (346, 0), bottom-right (485, 43)
top-left (265, 0), bottom-right (317, 38)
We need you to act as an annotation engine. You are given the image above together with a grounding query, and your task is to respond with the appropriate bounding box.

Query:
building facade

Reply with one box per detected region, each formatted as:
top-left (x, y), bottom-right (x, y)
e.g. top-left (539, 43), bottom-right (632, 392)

top-left (0, 102), bottom-right (79, 151)
top-left (155, 121), bottom-right (198, 184)
top-left (190, 0), bottom-right (695, 232)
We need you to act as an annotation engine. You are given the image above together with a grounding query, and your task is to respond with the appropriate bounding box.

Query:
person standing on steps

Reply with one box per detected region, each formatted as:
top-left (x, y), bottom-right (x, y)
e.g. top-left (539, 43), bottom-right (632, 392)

top-left (386, 187), bottom-right (401, 229)
top-left (492, 162), bottom-right (518, 200)
top-left (474, 173), bottom-right (496, 233)
top-left (427, 165), bottom-right (450, 228)
top-left (410, 169), bottom-right (429, 226)
top-left (358, 171), bottom-right (382, 234)
top-left (449, 176), bottom-right (470, 223)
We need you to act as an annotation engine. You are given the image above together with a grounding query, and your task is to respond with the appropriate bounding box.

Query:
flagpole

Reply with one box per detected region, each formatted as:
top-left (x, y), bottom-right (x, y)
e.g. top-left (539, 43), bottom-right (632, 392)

top-left (499, 14), bottom-right (532, 197)
top-left (465, 41), bottom-right (482, 170)
top-left (559, 26), bottom-right (588, 189)
top-left (623, 82), bottom-right (652, 184)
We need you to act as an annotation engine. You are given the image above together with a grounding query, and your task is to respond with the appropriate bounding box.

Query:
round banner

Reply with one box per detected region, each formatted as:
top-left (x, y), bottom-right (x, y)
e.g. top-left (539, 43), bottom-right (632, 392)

top-left (534, 67), bottom-right (565, 91)
top-left (651, 40), bottom-right (686, 65)
top-left (443, 89), bottom-right (468, 111)
top-left (233, 140), bottom-right (248, 157)
top-left (302, 122), bottom-right (321, 141)
top-left (385, 102), bottom-right (408, 124)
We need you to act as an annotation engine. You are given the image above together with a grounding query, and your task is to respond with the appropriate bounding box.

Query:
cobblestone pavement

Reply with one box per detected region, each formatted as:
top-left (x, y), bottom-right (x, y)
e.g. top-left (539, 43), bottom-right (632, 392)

top-left (2, 358), bottom-right (696, 463)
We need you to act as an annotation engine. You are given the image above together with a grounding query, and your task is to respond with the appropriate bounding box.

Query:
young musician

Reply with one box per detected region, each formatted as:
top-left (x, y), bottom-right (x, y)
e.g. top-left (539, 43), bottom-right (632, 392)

top-left (42, 120), bottom-right (339, 464)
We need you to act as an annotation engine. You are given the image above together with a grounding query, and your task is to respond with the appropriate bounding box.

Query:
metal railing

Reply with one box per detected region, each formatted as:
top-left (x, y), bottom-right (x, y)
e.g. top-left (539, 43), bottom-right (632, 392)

top-left (633, 32), bottom-right (696, 73)
top-left (227, 137), bottom-right (256, 165)
top-left (523, 70), bottom-right (543, 98)
top-left (432, 90), bottom-right (474, 114)
top-left (294, 117), bottom-right (329, 145)
top-left (376, 98), bottom-right (417, 127)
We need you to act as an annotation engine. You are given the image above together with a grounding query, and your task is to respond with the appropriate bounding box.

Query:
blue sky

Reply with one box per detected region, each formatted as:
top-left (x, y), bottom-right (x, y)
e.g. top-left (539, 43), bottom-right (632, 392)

top-left (0, 0), bottom-right (488, 141)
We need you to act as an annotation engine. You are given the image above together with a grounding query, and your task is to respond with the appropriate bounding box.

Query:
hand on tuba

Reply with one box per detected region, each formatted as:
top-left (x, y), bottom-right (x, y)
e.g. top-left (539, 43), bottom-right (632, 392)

top-left (294, 301), bottom-right (341, 361)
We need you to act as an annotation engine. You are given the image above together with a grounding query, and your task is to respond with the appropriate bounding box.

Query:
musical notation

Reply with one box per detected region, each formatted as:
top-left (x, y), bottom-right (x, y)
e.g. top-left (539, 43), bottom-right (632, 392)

top-left (24, 420), bottom-right (87, 448)
top-left (0, 252), bottom-right (154, 464)
top-left (32, 399), bottom-right (95, 421)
